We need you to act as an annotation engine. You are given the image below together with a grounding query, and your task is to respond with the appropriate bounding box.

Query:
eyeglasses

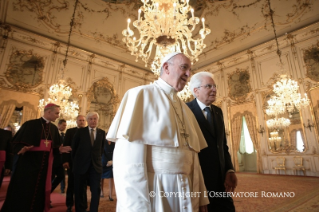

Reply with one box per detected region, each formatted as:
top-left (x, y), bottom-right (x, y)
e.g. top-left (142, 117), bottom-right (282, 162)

top-left (198, 84), bottom-right (217, 89)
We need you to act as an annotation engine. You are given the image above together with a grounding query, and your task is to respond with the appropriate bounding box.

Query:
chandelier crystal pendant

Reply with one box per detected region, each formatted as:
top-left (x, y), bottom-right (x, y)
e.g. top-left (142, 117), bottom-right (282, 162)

top-left (122, 0), bottom-right (211, 76)
top-left (38, 0), bottom-right (79, 128)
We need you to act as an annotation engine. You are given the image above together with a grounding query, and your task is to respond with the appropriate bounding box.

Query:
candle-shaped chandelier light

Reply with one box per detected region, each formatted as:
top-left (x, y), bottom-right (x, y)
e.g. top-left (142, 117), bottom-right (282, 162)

top-left (122, 0), bottom-right (211, 76)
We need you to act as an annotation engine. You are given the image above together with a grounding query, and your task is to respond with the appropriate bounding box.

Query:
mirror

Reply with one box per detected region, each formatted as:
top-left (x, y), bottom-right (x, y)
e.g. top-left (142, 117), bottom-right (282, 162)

top-left (86, 77), bottom-right (119, 132)
top-left (5, 50), bottom-right (44, 90)
top-left (262, 91), bottom-right (307, 153)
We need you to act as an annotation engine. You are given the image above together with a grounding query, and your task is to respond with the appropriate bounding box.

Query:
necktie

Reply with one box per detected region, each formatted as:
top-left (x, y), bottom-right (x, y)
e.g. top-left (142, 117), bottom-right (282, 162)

top-left (61, 132), bottom-right (65, 142)
top-left (204, 107), bottom-right (215, 134)
top-left (90, 129), bottom-right (95, 145)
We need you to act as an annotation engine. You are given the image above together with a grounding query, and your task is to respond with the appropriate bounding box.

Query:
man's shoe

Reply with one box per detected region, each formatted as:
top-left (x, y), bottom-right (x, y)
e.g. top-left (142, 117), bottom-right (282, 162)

top-left (50, 204), bottom-right (53, 208)
top-left (66, 208), bottom-right (72, 212)
top-left (109, 195), bottom-right (114, 201)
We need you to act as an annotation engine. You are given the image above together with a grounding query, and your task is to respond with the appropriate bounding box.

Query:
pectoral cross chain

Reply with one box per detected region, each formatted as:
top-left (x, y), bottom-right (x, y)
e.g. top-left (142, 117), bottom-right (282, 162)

top-left (181, 132), bottom-right (189, 142)
top-left (44, 139), bottom-right (49, 147)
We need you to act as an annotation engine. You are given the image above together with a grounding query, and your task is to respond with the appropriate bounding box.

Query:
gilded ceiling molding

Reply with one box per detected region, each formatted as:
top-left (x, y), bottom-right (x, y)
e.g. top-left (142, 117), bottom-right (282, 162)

top-left (5, 49), bottom-right (44, 92)
top-left (209, 24), bottom-right (258, 50)
top-left (0, 77), bottom-right (13, 89)
top-left (12, 0), bottom-right (135, 46)
top-left (203, 0), bottom-right (312, 55)
top-left (13, 0), bottom-right (70, 33)
top-left (90, 32), bottom-right (126, 48)
top-left (227, 68), bottom-right (252, 103)
top-left (261, 0), bottom-right (312, 27)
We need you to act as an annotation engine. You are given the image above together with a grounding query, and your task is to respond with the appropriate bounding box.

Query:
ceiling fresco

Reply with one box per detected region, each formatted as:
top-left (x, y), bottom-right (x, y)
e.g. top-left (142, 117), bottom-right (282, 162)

top-left (3, 0), bottom-right (319, 71)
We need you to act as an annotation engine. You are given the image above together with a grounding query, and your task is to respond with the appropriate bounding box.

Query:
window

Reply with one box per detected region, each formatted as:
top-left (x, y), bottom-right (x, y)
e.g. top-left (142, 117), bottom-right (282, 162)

top-left (239, 116), bottom-right (254, 154)
top-left (296, 130), bottom-right (305, 152)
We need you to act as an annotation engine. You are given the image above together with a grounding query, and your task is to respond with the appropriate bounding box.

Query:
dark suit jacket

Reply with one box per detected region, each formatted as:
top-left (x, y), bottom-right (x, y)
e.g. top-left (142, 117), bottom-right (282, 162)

top-left (71, 126), bottom-right (105, 175)
top-left (62, 127), bottom-right (78, 167)
top-left (0, 129), bottom-right (13, 170)
top-left (187, 99), bottom-right (234, 192)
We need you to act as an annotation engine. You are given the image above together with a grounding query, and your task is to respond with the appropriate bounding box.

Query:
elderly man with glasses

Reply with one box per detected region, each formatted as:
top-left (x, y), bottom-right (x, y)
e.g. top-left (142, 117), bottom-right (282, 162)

top-left (187, 72), bottom-right (237, 212)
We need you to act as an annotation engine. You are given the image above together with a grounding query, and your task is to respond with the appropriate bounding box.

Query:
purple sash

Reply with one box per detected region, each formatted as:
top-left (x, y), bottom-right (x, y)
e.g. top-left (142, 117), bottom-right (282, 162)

top-left (30, 139), bottom-right (53, 212)
top-left (0, 150), bottom-right (6, 177)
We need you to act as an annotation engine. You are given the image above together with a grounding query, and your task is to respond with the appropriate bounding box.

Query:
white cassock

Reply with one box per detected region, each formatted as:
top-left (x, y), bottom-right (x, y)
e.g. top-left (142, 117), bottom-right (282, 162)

top-left (107, 78), bottom-right (209, 212)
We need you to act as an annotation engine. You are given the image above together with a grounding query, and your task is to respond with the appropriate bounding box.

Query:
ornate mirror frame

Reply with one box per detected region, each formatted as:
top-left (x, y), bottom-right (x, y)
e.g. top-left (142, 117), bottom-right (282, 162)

top-left (5, 50), bottom-right (44, 91)
top-left (86, 77), bottom-right (119, 132)
top-left (261, 90), bottom-right (308, 154)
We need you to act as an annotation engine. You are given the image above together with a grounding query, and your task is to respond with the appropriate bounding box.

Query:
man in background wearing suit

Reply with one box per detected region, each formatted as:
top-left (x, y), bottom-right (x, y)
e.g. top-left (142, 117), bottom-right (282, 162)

top-left (51, 119), bottom-right (67, 196)
top-left (63, 115), bottom-right (87, 212)
top-left (187, 72), bottom-right (237, 212)
top-left (72, 112), bottom-right (105, 212)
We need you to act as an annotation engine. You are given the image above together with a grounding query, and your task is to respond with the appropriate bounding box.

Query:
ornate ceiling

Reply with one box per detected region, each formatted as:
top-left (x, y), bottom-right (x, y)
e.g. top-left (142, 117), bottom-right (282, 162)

top-left (2, 0), bottom-right (319, 72)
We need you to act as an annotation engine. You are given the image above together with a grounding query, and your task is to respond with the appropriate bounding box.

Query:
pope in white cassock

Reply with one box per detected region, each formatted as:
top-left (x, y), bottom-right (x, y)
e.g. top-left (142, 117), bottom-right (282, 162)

top-left (107, 52), bottom-right (210, 212)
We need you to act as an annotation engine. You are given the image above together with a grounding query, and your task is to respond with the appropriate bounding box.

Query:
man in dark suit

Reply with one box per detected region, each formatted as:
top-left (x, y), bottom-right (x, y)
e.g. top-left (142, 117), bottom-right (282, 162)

top-left (0, 128), bottom-right (12, 188)
top-left (72, 112), bottom-right (105, 212)
top-left (187, 72), bottom-right (237, 212)
top-left (51, 119), bottom-right (67, 196)
top-left (62, 115), bottom-right (87, 212)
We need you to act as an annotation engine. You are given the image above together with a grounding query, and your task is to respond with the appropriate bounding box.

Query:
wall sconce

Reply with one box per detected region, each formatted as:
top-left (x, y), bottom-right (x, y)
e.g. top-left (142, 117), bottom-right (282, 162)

top-left (303, 119), bottom-right (314, 131)
top-left (257, 125), bottom-right (265, 136)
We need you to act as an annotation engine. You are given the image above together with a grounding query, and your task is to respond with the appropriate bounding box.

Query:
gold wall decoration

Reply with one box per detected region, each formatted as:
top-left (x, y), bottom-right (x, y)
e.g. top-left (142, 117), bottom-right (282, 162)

top-left (5, 50), bottom-right (44, 91)
top-left (304, 44), bottom-right (319, 82)
top-left (86, 77), bottom-right (119, 132)
top-left (228, 68), bottom-right (252, 102)
top-left (308, 86), bottom-right (319, 139)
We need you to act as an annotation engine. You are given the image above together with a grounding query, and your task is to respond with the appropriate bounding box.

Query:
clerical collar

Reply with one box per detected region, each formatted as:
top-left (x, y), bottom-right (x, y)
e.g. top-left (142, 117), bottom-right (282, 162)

top-left (156, 78), bottom-right (177, 95)
top-left (42, 117), bottom-right (50, 124)
top-left (196, 98), bottom-right (211, 111)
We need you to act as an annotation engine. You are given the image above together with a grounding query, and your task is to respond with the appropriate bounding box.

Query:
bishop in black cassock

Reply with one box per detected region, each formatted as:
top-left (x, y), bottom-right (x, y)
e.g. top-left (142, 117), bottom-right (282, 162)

top-left (1, 103), bottom-right (72, 212)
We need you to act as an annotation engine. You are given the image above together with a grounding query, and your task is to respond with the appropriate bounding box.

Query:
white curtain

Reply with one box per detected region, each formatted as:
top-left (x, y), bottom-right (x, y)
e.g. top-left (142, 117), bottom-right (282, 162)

top-left (231, 115), bottom-right (243, 171)
top-left (0, 104), bottom-right (16, 128)
top-left (244, 113), bottom-right (263, 173)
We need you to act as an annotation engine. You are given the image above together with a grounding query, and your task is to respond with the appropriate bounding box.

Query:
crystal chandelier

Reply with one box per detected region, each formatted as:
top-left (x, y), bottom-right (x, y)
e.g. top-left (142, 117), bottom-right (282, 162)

top-left (38, 0), bottom-right (79, 128)
top-left (122, 0), bottom-right (211, 76)
top-left (266, 118), bottom-right (291, 130)
top-left (266, 75), bottom-right (309, 117)
top-left (38, 80), bottom-right (79, 121)
top-left (265, 0), bottom-right (309, 126)
top-left (177, 82), bottom-right (192, 101)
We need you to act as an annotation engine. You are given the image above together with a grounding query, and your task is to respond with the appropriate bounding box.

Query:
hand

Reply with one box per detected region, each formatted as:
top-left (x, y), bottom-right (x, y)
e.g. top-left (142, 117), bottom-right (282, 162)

top-left (106, 161), bottom-right (113, 167)
top-left (199, 205), bottom-right (208, 212)
top-left (4, 169), bottom-right (11, 175)
top-left (59, 145), bottom-right (72, 153)
top-left (63, 162), bottom-right (70, 169)
top-left (224, 172), bottom-right (238, 192)
top-left (17, 145), bottom-right (34, 155)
